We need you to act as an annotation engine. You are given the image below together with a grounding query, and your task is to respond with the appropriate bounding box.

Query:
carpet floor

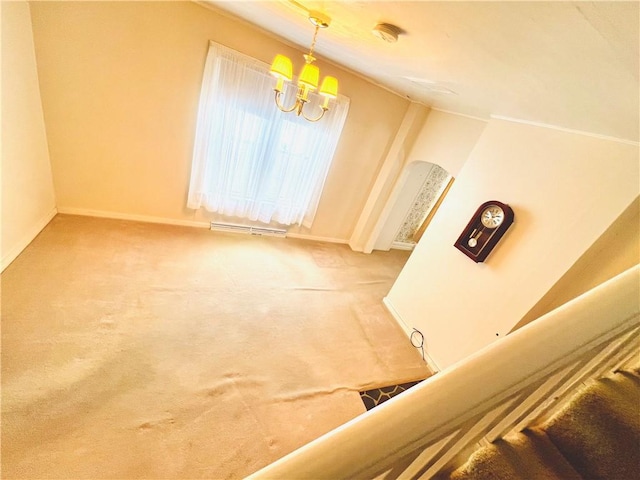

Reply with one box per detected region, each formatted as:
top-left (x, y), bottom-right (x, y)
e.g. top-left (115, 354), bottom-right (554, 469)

top-left (1, 214), bottom-right (430, 479)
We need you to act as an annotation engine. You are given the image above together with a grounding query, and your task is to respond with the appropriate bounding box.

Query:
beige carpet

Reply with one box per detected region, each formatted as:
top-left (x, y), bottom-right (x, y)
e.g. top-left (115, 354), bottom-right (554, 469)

top-left (441, 367), bottom-right (640, 480)
top-left (1, 214), bottom-right (430, 479)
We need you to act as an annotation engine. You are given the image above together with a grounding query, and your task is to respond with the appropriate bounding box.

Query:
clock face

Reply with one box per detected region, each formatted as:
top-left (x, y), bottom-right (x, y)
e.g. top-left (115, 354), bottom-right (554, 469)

top-left (481, 206), bottom-right (504, 228)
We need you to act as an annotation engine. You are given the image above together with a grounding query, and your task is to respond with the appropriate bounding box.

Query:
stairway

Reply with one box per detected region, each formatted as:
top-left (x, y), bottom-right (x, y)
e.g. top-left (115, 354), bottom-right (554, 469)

top-left (439, 367), bottom-right (640, 480)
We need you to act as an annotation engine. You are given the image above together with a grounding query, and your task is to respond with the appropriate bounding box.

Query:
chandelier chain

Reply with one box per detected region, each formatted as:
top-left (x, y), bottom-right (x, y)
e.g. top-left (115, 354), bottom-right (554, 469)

top-left (307, 24), bottom-right (320, 62)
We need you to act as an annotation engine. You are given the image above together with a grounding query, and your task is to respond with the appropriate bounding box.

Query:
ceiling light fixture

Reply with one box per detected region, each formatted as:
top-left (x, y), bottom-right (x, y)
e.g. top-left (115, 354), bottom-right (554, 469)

top-left (270, 11), bottom-right (338, 122)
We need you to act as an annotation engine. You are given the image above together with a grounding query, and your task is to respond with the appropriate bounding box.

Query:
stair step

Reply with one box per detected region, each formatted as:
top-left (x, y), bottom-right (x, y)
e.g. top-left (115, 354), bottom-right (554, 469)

top-left (446, 428), bottom-right (582, 480)
top-left (443, 368), bottom-right (640, 480)
top-left (542, 369), bottom-right (640, 480)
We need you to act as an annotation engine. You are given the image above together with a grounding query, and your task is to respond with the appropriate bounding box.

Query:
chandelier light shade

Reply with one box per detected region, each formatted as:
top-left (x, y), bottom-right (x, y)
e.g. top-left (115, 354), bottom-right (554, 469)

top-left (319, 76), bottom-right (338, 97)
top-left (270, 54), bottom-right (293, 92)
top-left (298, 63), bottom-right (320, 90)
top-left (270, 11), bottom-right (338, 122)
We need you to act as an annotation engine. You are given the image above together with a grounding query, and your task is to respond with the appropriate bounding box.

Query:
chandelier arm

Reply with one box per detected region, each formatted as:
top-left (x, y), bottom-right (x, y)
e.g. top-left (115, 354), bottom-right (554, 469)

top-left (274, 90), bottom-right (300, 114)
top-left (301, 104), bottom-right (328, 122)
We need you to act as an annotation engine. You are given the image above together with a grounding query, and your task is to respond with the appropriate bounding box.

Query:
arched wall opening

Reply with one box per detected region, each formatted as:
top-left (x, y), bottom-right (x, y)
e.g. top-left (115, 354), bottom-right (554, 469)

top-left (369, 161), bottom-right (453, 252)
top-left (349, 107), bottom-right (488, 254)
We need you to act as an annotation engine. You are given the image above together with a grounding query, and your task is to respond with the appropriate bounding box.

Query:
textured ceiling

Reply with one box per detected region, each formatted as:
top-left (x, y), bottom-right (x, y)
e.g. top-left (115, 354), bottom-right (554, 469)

top-left (203, 1), bottom-right (639, 142)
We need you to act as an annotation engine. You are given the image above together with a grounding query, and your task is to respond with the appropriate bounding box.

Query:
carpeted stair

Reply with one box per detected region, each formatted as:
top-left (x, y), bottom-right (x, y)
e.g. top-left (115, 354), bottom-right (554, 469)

top-left (442, 367), bottom-right (640, 480)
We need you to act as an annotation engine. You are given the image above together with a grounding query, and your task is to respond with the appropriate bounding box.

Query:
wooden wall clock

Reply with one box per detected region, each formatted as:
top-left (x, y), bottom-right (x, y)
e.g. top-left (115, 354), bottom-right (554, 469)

top-left (454, 200), bottom-right (514, 263)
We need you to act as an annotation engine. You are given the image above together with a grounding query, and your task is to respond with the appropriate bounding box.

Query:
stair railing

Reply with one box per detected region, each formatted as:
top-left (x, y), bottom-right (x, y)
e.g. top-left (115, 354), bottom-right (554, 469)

top-left (247, 264), bottom-right (640, 480)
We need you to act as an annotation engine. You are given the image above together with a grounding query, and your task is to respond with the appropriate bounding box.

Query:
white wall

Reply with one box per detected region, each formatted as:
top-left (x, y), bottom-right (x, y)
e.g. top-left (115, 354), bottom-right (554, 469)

top-left (407, 110), bottom-right (487, 177)
top-left (386, 118), bottom-right (639, 371)
top-left (1, 1), bottom-right (56, 272)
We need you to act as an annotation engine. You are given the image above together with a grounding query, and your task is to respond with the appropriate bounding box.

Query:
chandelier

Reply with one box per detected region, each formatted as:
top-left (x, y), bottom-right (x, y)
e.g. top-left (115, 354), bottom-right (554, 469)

top-left (269, 11), bottom-right (338, 122)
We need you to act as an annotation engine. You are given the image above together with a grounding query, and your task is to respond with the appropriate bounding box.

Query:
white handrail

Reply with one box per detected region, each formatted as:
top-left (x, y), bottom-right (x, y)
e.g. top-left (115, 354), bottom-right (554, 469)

top-left (247, 265), bottom-right (640, 479)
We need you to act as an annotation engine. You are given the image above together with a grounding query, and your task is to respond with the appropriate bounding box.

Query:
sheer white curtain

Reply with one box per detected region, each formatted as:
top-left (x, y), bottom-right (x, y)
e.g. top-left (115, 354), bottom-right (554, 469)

top-left (187, 42), bottom-right (350, 227)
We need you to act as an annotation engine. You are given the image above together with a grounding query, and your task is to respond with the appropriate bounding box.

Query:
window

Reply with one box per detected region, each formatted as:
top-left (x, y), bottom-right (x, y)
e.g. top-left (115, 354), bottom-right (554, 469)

top-left (187, 42), bottom-right (350, 227)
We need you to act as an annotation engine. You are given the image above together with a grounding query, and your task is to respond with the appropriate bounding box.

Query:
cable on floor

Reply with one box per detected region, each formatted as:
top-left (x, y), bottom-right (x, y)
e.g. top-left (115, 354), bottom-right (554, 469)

top-left (410, 328), bottom-right (425, 362)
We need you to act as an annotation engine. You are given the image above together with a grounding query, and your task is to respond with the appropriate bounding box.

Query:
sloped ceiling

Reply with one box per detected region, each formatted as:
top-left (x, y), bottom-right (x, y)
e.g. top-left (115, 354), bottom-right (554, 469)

top-left (202, 1), bottom-right (639, 142)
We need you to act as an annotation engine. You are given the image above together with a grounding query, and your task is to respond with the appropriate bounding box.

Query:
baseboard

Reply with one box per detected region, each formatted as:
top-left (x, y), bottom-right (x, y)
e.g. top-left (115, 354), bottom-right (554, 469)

top-left (56, 207), bottom-right (211, 229)
top-left (383, 296), bottom-right (441, 373)
top-left (383, 296), bottom-right (412, 335)
top-left (56, 207), bottom-right (350, 245)
top-left (1, 206), bottom-right (58, 273)
top-left (391, 241), bottom-right (415, 251)
top-left (277, 232), bottom-right (348, 244)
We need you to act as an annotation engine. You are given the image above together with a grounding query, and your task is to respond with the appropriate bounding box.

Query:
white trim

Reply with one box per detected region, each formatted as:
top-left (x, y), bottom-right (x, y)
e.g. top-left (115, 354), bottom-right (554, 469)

top-left (210, 221), bottom-right (287, 237)
top-left (490, 115), bottom-right (640, 146)
top-left (286, 232), bottom-right (347, 244)
top-left (391, 241), bottom-right (415, 251)
top-left (383, 296), bottom-right (412, 335)
top-left (1, 206), bottom-right (58, 272)
top-left (383, 296), bottom-right (441, 373)
top-left (56, 207), bottom-right (210, 229)
top-left (55, 207), bottom-right (350, 245)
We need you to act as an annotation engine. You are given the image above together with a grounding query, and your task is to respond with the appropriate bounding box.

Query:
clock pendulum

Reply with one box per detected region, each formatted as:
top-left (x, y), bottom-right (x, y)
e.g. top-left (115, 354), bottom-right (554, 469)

top-left (467, 227), bottom-right (484, 247)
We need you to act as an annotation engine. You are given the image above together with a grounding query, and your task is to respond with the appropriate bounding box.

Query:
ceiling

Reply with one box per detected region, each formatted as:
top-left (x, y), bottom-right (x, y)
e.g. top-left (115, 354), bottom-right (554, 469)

top-left (203, 1), bottom-right (639, 142)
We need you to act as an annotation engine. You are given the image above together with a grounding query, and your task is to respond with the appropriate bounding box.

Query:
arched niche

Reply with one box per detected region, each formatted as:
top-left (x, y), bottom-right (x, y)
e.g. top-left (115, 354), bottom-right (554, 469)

top-left (371, 161), bottom-right (453, 252)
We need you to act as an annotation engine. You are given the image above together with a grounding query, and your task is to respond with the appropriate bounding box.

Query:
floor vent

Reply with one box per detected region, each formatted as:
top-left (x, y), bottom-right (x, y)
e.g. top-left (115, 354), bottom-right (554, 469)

top-left (210, 222), bottom-right (287, 237)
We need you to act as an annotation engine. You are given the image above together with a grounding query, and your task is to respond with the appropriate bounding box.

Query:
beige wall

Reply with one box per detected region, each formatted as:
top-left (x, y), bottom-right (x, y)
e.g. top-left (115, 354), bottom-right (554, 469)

top-left (514, 196), bottom-right (640, 330)
top-left (386, 118), bottom-right (639, 370)
top-left (406, 109), bottom-right (487, 177)
top-left (28, 1), bottom-right (409, 242)
top-left (1, 1), bottom-right (57, 272)
top-left (349, 103), bottom-right (430, 252)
